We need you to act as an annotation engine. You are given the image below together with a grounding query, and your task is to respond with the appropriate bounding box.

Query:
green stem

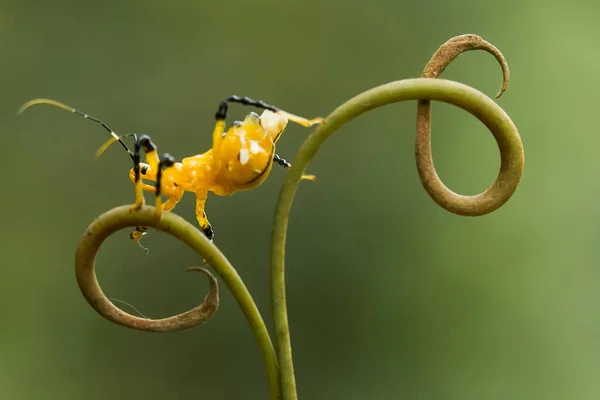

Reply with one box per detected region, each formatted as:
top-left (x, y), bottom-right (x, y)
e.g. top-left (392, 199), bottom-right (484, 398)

top-left (75, 205), bottom-right (281, 399)
top-left (270, 78), bottom-right (524, 400)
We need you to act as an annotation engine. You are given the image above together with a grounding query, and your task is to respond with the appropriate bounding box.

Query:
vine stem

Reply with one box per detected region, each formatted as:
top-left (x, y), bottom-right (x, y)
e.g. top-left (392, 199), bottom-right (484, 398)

top-left (270, 78), bottom-right (524, 399)
top-left (74, 205), bottom-right (281, 400)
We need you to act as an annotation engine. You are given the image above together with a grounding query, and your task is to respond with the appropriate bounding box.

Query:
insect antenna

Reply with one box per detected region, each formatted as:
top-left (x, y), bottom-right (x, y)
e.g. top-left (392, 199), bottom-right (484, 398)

top-left (18, 98), bottom-right (135, 161)
top-left (95, 132), bottom-right (138, 160)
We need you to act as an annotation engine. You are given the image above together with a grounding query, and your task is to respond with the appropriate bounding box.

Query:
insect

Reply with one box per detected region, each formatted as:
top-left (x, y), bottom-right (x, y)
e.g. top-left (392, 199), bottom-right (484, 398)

top-left (19, 96), bottom-right (324, 242)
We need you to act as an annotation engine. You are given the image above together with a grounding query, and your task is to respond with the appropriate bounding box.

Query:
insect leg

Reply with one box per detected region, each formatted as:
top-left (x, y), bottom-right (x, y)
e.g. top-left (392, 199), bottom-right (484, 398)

top-left (130, 134), bottom-right (160, 211)
top-left (130, 188), bottom-right (182, 241)
top-left (215, 95), bottom-right (279, 121)
top-left (272, 154), bottom-right (315, 181)
top-left (215, 95), bottom-right (324, 127)
top-left (276, 110), bottom-right (325, 127)
top-left (155, 153), bottom-right (176, 217)
top-left (273, 154), bottom-right (291, 168)
top-left (195, 190), bottom-right (214, 241)
top-left (212, 96), bottom-right (274, 166)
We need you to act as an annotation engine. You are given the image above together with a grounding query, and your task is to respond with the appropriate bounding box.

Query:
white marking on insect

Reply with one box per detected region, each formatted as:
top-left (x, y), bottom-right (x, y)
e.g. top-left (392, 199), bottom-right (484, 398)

top-left (250, 141), bottom-right (262, 154)
top-left (239, 148), bottom-right (250, 165)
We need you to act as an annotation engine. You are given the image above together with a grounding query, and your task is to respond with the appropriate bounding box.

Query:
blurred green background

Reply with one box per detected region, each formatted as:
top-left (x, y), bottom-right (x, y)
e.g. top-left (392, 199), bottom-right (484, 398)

top-left (1, 0), bottom-right (597, 399)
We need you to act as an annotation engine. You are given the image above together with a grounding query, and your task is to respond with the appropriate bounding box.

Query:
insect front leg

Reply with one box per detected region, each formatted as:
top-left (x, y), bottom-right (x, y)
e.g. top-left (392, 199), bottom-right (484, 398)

top-left (129, 182), bottom-right (184, 241)
top-left (195, 190), bottom-right (214, 241)
top-left (129, 134), bottom-right (178, 216)
top-left (130, 134), bottom-right (161, 211)
top-left (128, 142), bottom-right (180, 242)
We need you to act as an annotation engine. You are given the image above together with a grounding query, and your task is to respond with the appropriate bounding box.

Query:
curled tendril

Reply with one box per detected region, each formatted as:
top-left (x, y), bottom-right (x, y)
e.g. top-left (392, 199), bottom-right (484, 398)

top-left (76, 212), bottom-right (218, 331)
top-left (416, 34), bottom-right (519, 215)
top-left (270, 34), bottom-right (524, 400)
top-left (74, 205), bottom-right (280, 399)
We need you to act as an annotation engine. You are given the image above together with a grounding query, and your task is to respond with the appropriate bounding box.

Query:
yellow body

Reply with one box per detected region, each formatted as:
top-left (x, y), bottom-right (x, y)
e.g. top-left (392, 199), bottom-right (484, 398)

top-left (19, 98), bottom-right (323, 241)
top-left (133, 110), bottom-right (302, 234)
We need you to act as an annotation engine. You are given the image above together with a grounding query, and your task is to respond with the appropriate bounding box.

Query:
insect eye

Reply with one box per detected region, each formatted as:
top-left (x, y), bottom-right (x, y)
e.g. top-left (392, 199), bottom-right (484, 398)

top-left (141, 166), bottom-right (148, 175)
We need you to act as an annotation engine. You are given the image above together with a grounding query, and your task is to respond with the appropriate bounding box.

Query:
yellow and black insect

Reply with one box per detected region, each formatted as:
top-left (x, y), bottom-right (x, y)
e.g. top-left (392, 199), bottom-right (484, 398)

top-left (19, 96), bottom-right (324, 242)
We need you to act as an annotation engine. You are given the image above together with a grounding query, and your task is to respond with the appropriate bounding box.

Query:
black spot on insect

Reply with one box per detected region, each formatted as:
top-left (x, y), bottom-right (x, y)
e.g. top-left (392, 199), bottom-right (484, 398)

top-left (141, 165), bottom-right (148, 175)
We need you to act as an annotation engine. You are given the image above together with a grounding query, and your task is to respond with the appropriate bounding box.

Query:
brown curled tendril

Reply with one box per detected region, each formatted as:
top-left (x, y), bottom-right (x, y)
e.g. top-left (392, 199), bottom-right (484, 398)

top-left (271, 34), bottom-right (524, 400)
top-left (75, 207), bottom-right (218, 332)
top-left (75, 205), bottom-right (281, 399)
top-left (416, 34), bottom-right (521, 215)
top-left (78, 263), bottom-right (217, 331)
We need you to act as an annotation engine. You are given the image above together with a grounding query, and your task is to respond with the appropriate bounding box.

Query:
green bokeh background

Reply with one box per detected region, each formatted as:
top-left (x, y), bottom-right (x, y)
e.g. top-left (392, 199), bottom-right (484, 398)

top-left (1, 0), bottom-right (597, 399)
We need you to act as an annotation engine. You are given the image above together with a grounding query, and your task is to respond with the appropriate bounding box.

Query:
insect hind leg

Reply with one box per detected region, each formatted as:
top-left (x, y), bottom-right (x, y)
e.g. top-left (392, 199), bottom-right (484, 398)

top-left (273, 154), bottom-right (291, 168)
top-left (276, 110), bottom-right (325, 127)
top-left (215, 95), bottom-right (279, 121)
top-left (272, 154), bottom-right (316, 181)
top-left (214, 95), bottom-right (325, 127)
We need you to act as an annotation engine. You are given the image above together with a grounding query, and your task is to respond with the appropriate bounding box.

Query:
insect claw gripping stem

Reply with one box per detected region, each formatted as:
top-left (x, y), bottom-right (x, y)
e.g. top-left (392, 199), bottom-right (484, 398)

top-left (203, 224), bottom-right (215, 242)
